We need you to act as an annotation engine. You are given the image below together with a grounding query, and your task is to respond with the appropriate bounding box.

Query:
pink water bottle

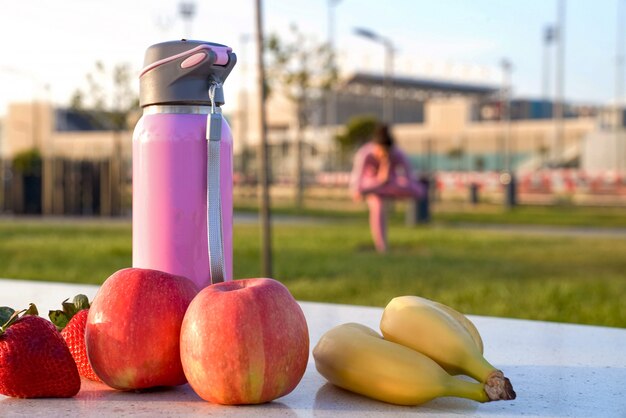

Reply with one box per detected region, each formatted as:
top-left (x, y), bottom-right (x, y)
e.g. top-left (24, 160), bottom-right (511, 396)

top-left (132, 40), bottom-right (237, 289)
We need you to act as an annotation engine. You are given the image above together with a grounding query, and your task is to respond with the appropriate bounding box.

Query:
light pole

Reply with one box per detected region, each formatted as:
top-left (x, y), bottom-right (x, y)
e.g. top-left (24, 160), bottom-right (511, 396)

top-left (501, 58), bottom-right (513, 173)
top-left (542, 25), bottom-right (555, 118)
top-left (615, 0), bottom-right (625, 172)
top-left (553, 0), bottom-right (566, 167)
top-left (327, 0), bottom-right (342, 170)
top-left (239, 34), bottom-right (252, 180)
top-left (354, 27), bottom-right (395, 123)
top-left (327, 0), bottom-right (342, 128)
top-left (500, 58), bottom-right (516, 208)
top-left (178, 2), bottom-right (196, 38)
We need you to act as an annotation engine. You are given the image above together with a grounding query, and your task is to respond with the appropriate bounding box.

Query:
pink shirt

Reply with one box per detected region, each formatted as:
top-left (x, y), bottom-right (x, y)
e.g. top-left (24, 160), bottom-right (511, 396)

top-left (349, 142), bottom-right (417, 194)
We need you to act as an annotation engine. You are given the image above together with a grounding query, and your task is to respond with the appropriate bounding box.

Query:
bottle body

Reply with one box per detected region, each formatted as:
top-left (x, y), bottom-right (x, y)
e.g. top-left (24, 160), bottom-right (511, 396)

top-left (132, 108), bottom-right (233, 289)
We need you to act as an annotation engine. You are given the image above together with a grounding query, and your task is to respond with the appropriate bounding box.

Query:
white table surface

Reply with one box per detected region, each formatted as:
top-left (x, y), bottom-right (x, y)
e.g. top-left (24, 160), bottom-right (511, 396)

top-left (0, 278), bottom-right (624, 418)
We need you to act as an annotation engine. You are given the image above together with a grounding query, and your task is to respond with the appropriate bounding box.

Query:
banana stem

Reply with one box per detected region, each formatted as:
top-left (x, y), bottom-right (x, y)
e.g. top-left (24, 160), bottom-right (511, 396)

top-left (466, 354), bottom-right (499, 383)
top-left (447, 371), bottom-right (516, 403)
top-left (463, 357), bottom-right (516, 400)
top-left (446, 378), bottom-right (489, 403)
top-left (484, 370), bottom-right (516, 401)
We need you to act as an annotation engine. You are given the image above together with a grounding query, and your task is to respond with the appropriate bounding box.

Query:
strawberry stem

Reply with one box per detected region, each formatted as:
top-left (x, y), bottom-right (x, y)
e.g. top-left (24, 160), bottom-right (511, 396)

top-left (25, 303), bottom-right (39, 316)
top-left (49, 294), bottom-right (91, 331)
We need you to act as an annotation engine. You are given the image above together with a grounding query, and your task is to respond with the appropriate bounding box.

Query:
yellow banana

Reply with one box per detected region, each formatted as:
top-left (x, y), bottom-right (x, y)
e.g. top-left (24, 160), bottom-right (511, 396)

top-left (313, 323), bottom-right (495, 406)
top-left (428, 298), bottom-right (484, 354)
top-left (380, 296), bottom-right (515, 400)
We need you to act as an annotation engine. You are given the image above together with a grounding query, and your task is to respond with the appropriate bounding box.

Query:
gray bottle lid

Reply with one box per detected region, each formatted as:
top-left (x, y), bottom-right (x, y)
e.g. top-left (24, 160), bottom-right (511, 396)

top-left (139, 39), bottom-right (237, 108)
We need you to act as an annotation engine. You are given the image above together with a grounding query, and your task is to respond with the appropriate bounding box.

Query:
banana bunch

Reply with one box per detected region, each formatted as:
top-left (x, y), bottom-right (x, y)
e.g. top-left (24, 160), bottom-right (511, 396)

top-left (313, 296), bottom-right (516, 406)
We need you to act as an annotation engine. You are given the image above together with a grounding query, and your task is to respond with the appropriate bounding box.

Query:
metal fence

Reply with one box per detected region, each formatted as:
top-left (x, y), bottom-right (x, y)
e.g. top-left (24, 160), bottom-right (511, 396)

top-left (0, 157), bottom-right (131, 216)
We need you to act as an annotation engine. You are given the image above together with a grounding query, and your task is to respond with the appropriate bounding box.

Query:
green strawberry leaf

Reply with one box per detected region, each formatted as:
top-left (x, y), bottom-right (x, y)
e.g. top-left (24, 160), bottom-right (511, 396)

top-left (0, 307), bottom-right (15, 329)
top-left (72, 294), bottom-right (91, 311)
top-left (24, 303), bottom-right (39, 316)
top-left (49, 310), bottom-right (70, 331)
top-left (0, 304), bottom-right (37, 334)
top-left (62, 298), bottom-right (77, 317)
top-left (0, 310), bottom-right (21, 334)
top-left (48, 295), bottom-right (91, 330)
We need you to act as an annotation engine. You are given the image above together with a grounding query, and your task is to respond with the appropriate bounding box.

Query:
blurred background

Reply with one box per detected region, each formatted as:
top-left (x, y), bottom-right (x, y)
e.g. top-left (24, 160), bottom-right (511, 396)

top-left (0, 0), bottom-right (624, 327)
top-left (1, 0), bottom-right (625, 214)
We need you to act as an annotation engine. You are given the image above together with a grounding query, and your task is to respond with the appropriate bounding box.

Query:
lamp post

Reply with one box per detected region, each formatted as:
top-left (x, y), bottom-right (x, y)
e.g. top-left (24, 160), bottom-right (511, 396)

top-left (239, 34), bottom-right (252, 180)
top-left (354, 27), bottom-right (395, 123)
top-left (327, 0), bottom-right (342, 170)
top-left (542, 25), bottom-right (555, 118)
top-left (327, 0), bottom-right (342, 128)
top-left (501, 58), bottom-right (513, 173)
top-left (615, 0), bottom-right (625, 172)
top-left (500, 58), bottom-right (516, 208)
top-left (553, 0), bottom-right (566, 167)
top-left (178, 2), bottom-right (196, 38)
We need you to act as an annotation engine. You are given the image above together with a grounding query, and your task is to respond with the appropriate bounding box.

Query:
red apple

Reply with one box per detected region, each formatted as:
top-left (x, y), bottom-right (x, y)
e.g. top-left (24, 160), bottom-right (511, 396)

top-left (180, 278), bottom-right (309, 404)
top-left (85, 268), bottom-right (198, 390)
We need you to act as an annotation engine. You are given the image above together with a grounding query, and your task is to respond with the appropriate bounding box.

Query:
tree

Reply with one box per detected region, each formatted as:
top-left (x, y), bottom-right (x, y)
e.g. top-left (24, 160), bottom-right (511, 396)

top-left (447, 146), bottom-right (465, 171)
top-left (265, 25), bottom-right (337, 208)
top-left (334, 115), bottom-right (378, 168)
top-left (12, 149), bottom-right (42, 176)
top-left (70, 61), bottom-right (138, 130)
top-left (69, 61), bottom-right (139, 216)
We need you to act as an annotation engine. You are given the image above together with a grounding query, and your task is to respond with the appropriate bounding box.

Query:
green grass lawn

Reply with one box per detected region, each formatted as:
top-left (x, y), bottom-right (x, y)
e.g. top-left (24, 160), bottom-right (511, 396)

top-left (432, 203), bottom-right (626, 228)
top-left (237, 201), bottom-right (626, 228)
top-left (1, 216), bottom-right (625, 328)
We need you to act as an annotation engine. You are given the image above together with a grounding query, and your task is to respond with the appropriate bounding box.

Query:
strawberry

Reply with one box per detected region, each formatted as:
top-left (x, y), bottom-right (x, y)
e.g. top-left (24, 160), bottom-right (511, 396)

top-left (0, 304), bottom-right (81, 398)
top-left (49, 295), bottom-right (101, 382)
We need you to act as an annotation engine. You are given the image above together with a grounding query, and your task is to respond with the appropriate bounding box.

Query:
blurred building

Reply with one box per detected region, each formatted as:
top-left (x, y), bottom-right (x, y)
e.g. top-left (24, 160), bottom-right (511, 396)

top-left (231, 71), bottom-right (611, 181)
top-left (0, 102), bottom-right (132, 215)
top-left (1, 70), bottom-right (623, 215)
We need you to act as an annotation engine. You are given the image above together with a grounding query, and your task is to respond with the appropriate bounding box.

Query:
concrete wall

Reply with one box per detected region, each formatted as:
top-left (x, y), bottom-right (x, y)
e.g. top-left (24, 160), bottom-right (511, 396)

top-left (582, 131), bottom-right (626, 171)
top-left (2, 102), bottom-right (53, 158)
top-left (50, 131), bottom-right (132, 160)
top-left (232, 94), bottom-right (596, 170)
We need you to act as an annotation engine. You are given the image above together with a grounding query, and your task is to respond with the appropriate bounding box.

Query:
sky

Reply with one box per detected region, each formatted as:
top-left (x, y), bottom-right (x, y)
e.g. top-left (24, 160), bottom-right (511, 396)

top-left (0, 0), bottom-right (622, 117)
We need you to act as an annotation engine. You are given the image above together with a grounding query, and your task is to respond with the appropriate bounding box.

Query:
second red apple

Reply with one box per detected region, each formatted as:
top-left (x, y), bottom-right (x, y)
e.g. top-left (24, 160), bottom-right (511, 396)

top-left (180, 278), bottom-right (309, 404)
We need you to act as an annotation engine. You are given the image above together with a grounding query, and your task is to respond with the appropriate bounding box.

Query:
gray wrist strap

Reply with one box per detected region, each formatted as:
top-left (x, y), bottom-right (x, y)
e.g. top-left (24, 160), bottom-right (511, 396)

top-left (207, 82), bottom-right (225, 284)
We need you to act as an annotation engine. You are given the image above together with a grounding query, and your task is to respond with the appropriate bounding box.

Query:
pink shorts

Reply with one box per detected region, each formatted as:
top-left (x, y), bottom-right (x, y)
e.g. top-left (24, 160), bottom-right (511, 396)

top-left (360, 179), bottom-right (425, 199)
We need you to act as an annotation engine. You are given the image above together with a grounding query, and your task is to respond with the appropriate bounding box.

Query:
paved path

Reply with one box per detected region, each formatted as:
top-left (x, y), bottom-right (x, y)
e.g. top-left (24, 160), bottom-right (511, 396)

top-left (235, 214), bottom-right (626, 239)
top-left (2, 214), bottom-right (626, 239)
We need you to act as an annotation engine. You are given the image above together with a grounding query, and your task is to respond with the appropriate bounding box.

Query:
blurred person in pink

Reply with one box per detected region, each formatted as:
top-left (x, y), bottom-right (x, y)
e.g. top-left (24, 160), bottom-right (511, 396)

top-left (350, 124), bottom-right (424, 253)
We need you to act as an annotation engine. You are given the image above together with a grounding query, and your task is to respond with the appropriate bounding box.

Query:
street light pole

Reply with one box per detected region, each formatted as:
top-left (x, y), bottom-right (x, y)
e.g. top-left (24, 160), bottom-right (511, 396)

top-left (383, 39), bottom-right (394, 124)
top-left (178, 2), bottom-right (196, 38)
top-left (354, 27), bottom-right (395, 123)
top-left (615, 0), bottom-right (625, 172)
top-left (553, 0), bottom-right (566, 167)
top-left (327, 0), bottom-right (341, 127)
top-left (500, 58), bottom-right (516, 208)
top-left (542, 25), bottom-right (555, 117)
top-left (239, 34), bottom-right (252, 180)
top-left (501, 58), bottom-right (513, 173)
top-left (327, 0), bottom-right (342, 170)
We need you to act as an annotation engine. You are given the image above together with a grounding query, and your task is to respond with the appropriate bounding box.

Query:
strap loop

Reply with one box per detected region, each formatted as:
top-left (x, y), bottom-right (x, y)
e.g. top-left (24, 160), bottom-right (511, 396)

top-left (207, 81), bottom-right (225, 283)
